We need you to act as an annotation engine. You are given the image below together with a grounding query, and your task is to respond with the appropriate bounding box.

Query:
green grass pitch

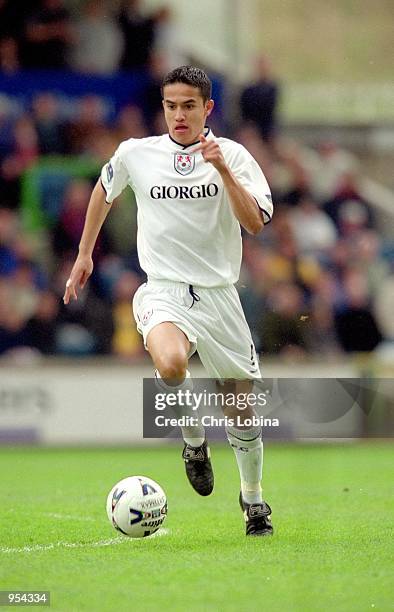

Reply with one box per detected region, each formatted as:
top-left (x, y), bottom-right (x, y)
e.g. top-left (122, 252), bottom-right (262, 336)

top-left (0, 443), bottom-right (392, 611)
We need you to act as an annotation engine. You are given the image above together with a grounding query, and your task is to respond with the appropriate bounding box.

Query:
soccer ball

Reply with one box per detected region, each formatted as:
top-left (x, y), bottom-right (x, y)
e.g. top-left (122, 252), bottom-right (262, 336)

top-left (106, 475), bottom-right (167, 538)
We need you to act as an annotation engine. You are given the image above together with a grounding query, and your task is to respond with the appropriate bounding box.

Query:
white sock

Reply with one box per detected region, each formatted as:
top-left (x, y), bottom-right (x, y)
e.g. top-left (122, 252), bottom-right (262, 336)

top-left (155, 370), bottom-right (205, 447)
top-left (226, 424), bottom-right (263, 504)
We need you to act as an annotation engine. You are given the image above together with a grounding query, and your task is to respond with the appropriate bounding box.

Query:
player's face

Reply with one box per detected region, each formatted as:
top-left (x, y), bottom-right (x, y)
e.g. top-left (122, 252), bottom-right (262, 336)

top-left (162, 83), bottom-right (214, 145)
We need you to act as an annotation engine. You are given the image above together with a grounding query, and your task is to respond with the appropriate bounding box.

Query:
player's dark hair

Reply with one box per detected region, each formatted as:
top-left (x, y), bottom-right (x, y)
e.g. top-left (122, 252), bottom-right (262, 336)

top-left (161, 66), bottom-right (212, 102)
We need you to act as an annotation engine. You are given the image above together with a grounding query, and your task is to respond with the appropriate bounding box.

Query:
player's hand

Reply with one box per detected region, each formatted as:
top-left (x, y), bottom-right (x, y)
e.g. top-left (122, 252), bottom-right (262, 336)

top-left (191, 134), bottom-right (227, 172)
top-left (63, 254), bottom-right (93, 304)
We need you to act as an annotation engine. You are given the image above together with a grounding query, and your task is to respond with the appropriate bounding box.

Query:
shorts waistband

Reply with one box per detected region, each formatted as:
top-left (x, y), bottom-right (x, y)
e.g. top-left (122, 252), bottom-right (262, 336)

top-left (147, 278), bottom-right (192, 288)
top-left (146, 277), bottom-right (231, 290)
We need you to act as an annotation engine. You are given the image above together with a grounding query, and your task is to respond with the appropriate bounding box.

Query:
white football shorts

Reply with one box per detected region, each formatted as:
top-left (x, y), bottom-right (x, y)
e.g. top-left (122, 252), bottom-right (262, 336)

top-left (132, 278), bottom-right (261, 380)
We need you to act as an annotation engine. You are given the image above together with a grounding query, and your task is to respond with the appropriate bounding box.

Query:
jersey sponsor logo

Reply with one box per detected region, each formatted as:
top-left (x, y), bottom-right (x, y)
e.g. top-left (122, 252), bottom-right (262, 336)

top-left (150, 183), bottom-right (219, 200)
top-left (174, 153), bottom-right (195, 175)
top-left (106, 162), bottom-right (114, 183)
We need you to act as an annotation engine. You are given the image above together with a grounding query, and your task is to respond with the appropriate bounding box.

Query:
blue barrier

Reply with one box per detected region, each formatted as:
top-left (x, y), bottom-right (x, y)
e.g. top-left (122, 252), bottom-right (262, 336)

top-left (0, 69), bottom-right (223, 120)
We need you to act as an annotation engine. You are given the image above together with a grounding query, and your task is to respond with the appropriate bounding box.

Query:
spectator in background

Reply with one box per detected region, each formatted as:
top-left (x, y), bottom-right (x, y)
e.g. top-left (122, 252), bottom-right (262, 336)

top-left (305, 269), bottom-right (342, 357)
top-left (343, 230), bottom-right (389, 297)
top-left (271, 139), bottom-right (310, 206)
top-left (0, 208), bottom-right (20, 275)
top-left (71, 0), bottom-right (124, 75)
top-left (266, 206), bottom-right (298, 262)
top-left (256, 282), bottom-right (307, 357)
top-left (1, 256), bottom-right (47, 354)
top-left (288, 196), bottom-right (338, 254)
top-left (308, 298), bottom-right (341, 357)
top-left (151, 108), bottom-right (168, 136)
top-left (308, 140), bottom-right (358, 204)
top-left (152, 6), bottom-right (186, 72)
top-left (118, 0), bottom-right (155, 71)
top-left (31, 92), bottom-right (65, 154)
top-left (0, 261), bottom-right (40, 351)
top-left (52, 179), bottom-right (95, 261)
top-left (111, 270), bottom-right (144, 358)
top-left (323, 171), bottom-right (374, 234)
top-left (55, 259), bottom-right (114, 355)
top-left (0, 0), bottom-right (35, 53)
top-left (22, 290), bottom-right (59, 354)
top-left (334, 268), bottom-right (382, 353)
top-left (84, 128), bottom-right (119, 164)
top-left (0, 209), bottom-right (43, 287)
top-left (0, 37), bottom-right (20, 74)
top-left (0, 100), bottom-right (15, 162)
top-left (240, 55), bottom-right (280, 144)
top-left (0, 0), bottom-right (22, 39)
top-left (234, 124), bottom-right (273, 185)
top-left (141, 52), bottom-right (168, 127)
top-left (23, 0), bottom-right (73, 69)
top-left (0, 115), bottom-right (39, 209)
top-left (64, 95), bottom-right (108, 155)
top-left (0, 277), bottom-right (27, 353)
top-left (115, 105), bottom-right (147, 141)
top-left (336, 199), bottom-right (372, 238)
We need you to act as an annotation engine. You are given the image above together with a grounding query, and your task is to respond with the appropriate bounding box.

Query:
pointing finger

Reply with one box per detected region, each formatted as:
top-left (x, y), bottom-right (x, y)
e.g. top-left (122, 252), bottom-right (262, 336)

top-left (190, 135), bottom-right (209, 154)
top-left (189, 143), bottom-right (203, 154)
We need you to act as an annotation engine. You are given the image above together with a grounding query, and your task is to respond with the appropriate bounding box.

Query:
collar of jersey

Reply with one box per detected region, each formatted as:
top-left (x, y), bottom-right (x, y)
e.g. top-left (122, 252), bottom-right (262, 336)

top-left (168, 126), bottom-right (213, 150)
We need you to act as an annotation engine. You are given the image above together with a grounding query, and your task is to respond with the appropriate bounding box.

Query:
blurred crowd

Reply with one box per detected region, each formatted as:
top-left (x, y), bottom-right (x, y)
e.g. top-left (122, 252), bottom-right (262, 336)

top-left (0, 1), bottom-right (393, 362)
top-left (0, 0), bottom-right (184, 75)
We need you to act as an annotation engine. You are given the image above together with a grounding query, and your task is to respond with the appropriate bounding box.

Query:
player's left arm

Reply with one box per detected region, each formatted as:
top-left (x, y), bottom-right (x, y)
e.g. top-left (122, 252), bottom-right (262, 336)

top-left (192, 135), bottom-right (269, 235)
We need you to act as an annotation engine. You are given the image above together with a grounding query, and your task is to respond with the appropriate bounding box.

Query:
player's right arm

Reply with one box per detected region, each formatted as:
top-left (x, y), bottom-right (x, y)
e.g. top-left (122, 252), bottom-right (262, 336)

top-left (63, 180), bottom-right (111, 304)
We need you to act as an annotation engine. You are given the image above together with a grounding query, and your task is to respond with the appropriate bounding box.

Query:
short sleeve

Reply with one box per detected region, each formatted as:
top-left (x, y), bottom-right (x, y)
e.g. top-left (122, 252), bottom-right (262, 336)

top-left (100, 145), bottom-right (129, 204)
top-left (230, 147), bottom-right (273, 225)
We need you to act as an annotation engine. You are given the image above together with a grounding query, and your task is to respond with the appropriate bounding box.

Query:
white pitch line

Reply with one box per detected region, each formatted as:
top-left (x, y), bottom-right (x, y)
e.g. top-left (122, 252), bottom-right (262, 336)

top-left (2, 511), bottom-right (99, 523)
top-left (0, 537), bottom-right (126, 554)
top-left (0, 529), bottom-right (170, 554)
top-left (41, 512), bottom-right (97, 522)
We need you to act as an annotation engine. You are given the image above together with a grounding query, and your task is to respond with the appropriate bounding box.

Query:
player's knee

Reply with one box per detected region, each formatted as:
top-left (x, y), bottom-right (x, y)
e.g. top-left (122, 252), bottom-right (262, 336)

top-left (156, 352), bottom-right (187, 381)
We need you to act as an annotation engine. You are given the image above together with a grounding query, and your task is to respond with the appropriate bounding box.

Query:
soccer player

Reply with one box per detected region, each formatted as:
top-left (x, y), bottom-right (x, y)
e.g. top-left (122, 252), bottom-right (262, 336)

top-left (63, 66), bottom-right (274, 536)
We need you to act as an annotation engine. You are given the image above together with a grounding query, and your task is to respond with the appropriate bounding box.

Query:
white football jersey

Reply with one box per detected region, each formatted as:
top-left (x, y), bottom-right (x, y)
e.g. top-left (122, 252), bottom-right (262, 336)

top-left (101, 128), bottom-right (273, 287)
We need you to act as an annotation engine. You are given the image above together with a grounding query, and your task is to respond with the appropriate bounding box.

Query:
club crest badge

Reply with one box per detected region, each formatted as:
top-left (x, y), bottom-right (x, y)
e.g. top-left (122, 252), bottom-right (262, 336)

top-left (174, 153), bottom-right (195, 176)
